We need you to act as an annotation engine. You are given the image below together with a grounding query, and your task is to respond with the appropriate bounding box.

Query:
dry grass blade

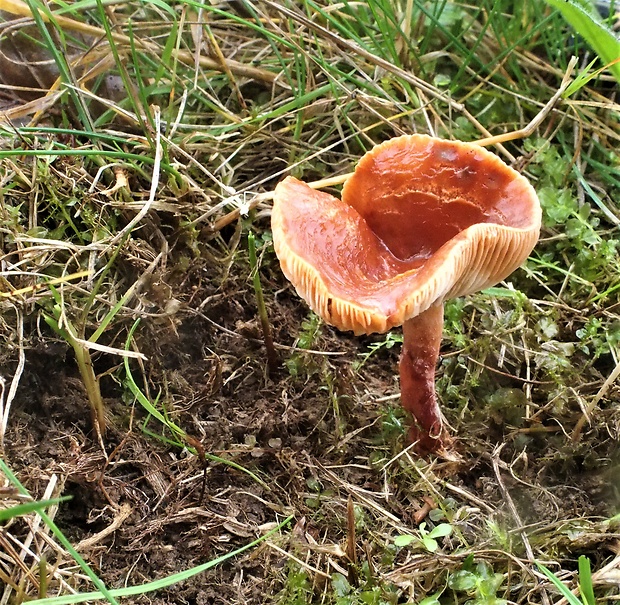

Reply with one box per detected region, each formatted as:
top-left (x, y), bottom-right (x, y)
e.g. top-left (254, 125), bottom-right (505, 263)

top-left (0, 474), bottom-right (78, 603)
top-left (0, 306), bottom-right (24, 449)
top-left (0, 270), bottom-right (92, 298)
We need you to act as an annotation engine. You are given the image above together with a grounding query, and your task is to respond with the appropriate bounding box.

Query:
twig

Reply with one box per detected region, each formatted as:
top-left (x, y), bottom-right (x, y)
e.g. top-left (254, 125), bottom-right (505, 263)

top-left (346, 495), bottom-right (359, 585)
top-left (475, 56), bottom-right (577, 147)
top-left (76, 503), bottom-right (133, 552)
top-left (0, 270), bottom-right (91, 298)
top-left (442, 482), bottom-right (496, 515)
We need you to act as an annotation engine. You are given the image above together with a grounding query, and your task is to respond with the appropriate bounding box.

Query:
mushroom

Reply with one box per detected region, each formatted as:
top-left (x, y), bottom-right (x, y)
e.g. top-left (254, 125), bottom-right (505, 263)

top-left (271, 134), bottom-right (541, 452)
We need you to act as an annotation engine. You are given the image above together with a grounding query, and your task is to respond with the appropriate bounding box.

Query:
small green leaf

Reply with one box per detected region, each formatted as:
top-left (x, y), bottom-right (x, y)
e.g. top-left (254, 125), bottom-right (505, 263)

top-left (475, 561), bottom-right (496, 580)
top-left (463, 553), bottom-right (475, 570)
top-left (331, 573), bottom-right (351, 597)
top-left (448, 569), bottom-right (478, 591)
top-left (394, 534), bottom-right (417, 547)
top-left (418, 591), bottom-right (443, 605)
top-left (422, 537), bottom-right (439, 552)
top-left (478, 573), bottom-right (505, 598)
top-left (428, 523), bottom-right (453, 539)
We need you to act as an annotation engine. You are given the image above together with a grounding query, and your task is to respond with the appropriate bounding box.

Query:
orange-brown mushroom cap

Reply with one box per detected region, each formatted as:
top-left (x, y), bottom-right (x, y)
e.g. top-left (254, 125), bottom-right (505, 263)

top-left (272, 134), bottom-right (541, 335)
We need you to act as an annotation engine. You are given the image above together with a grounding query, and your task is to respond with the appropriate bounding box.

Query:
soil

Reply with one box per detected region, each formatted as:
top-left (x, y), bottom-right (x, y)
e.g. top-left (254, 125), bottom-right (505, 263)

top-left (2, 226), bottom-right (620, 604)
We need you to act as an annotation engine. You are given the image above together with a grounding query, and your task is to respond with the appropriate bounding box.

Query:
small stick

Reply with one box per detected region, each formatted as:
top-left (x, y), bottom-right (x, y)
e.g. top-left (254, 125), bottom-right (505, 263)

top-left (475, 56), bottom-right (577, 147)
top-left (75, 503), bottom-right (133, 552)
top-left (0, 307), bottom-right (24, 450)
top-left (346, 495), bottom-right (359, 586)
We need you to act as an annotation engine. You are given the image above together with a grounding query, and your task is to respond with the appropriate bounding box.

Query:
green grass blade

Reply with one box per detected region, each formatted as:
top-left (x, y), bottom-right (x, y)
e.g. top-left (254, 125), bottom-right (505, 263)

top-left (536, 562), bottom-right (584, 605)
top-left (93, 0), bottom-right (154, 142)
top-left (247, 231), bottom-right (278, 374)
top-left (0, 497), bottom-right (71, 522)
top-left (139, 0), bottom-right (177, 18)
top-left (573, 165), bottom-right (620, 225)
top-left (88, 275), bottom-right (141, 343)
top-left (50, 0), bottom-right (123, 15)
top-left (543, 0), bottom-right (620, 84)
top-left (23, 0), bottom-right (95, 132)
top-left (123, 321), bottom-right (196, 441)
top-left (578, 556), bottom-right (596, 605)
top-left (26, 515), bottom-right (293, 604)
top-left (564, 57), bottom-right (603, 96)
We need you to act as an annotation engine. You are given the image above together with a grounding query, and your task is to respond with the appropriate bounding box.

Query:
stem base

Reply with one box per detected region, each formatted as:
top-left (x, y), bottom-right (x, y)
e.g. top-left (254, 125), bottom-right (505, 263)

top-left (400, 303), bottom-right (448, 453)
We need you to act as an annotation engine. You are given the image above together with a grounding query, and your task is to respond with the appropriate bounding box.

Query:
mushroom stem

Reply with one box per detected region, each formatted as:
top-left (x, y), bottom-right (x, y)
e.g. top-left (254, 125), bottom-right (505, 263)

top-left (400, 303), bottom-right (446, 452)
